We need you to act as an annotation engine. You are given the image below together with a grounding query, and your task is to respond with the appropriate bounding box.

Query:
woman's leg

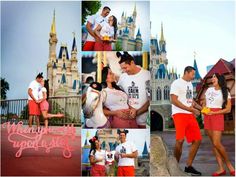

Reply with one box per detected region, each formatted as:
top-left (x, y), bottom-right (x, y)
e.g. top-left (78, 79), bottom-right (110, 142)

top-left (44, 118), bottom-right (49, 129)
top-left (212, 130), bottom-right (235, 172)
top-left (206, 130), bottom-right (225, 172)
top-left (41, 110), bottom-right (64, 119)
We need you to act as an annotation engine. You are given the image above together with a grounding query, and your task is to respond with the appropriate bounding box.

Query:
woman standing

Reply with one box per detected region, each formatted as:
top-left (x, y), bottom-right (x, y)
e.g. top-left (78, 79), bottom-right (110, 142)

top-left (94, 15), bottom-right (117, 51)
top-left (38, 80), bottom-right (64, 128)
top-left (101, 67), bottom-right (138, 128)
top-left (89, 136), bottom-right (106, 176)
top-left (203, 73), bottom-right (235, 176)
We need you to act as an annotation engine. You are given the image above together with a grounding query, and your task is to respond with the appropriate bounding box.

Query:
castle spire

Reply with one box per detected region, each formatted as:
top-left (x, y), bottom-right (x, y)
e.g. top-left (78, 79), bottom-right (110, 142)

top-left (160, 22), bottom-right (165, 42)
top-left (193, 51), bottom-right (201, 79)
top-left (72, 32), bottom-right (77, 51)
top-left (142, 141), bottom-right (148, 157)
top-left (133, 3), bottom-right (137, 16)
top-left (50, 9), bottom-right (56, 34)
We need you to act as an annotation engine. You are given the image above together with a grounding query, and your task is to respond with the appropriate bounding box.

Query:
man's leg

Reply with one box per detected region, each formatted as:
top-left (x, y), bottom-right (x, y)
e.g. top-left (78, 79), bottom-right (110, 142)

top-left (186, 139), bottom-right (201, 167)
top-left (28, 115), bottom-right (33, 127)
top-left (174, 139), bottom-right (184, 162)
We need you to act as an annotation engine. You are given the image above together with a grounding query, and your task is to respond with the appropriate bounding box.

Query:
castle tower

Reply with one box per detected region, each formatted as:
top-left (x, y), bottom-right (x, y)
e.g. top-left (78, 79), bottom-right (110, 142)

top-left (47, 10), bottom-right (58, 96)
top-left (71, 33), bottom-right (79, 93)
top-left (192, 52), bottom-right (202, 98)
top-left (135, 28), bottom-right (142, 51)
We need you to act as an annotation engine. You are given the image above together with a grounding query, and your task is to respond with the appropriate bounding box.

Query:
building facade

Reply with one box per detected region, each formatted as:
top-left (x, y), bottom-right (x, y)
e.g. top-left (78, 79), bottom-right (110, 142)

top-left (117, 4), bottom-right (143, 51)
top-left (47, 11), bottom-right (80, 97)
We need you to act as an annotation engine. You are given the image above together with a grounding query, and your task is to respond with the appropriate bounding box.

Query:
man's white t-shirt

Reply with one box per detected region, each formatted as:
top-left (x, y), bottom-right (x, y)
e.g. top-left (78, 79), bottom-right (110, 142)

top-left (117, 68), bottom-right (151, 125)
top-left (104, 87), bottom-right (129, 111)
top-left (38, 87), bottom-right (47, 100)
top-left (170, 78), bottom-right (193, 115)
top-left (205, 87), bottom-right (231, 108)
top-left (86, 14), bottom-right (107, 42)
top-left (100, 22), bottom-right (114, 38)
top-left (115, 141), bottom-right (137, 166)
top-left (90, 149), bottom-right (106, 166)
top-left (28, 80), bottom-right (41, 101)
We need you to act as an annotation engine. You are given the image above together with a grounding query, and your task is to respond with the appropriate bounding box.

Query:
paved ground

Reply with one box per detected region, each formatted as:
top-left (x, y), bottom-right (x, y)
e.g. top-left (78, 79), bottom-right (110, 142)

top-left (1, 125), bottom-right (81, 176)
top-left (153, 131), bottom-right (235, 176)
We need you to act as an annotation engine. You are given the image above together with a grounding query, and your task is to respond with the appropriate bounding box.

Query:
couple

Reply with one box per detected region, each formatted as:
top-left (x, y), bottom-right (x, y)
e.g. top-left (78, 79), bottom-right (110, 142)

top-left (170, 66), bottom-right (235, 176)
top-left (101, 52), bottom-right (150, 128)
top-left (28, 73), bottom-right (64, 130)
top-left (89, 129), bottom-right (137, 176)
top-left (83, 6), bottom-right (117, 51)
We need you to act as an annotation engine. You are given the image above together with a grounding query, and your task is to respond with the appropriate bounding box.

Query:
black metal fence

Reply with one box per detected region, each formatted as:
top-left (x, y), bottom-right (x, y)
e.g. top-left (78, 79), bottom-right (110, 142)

top-left (0, 96), bottom-right (81, 126)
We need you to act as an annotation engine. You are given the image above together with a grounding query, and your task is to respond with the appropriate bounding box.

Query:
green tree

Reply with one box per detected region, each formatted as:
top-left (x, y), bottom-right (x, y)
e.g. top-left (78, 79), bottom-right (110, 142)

top-left (114, 40), bottom-right (123, 51)
top-left (1, 78), bottom-right (9, 100)
top-left (82, 1), bottom-right (101, 25)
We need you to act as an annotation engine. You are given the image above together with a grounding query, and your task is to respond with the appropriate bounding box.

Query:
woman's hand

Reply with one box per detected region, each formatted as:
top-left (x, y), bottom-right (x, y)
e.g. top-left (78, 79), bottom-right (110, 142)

top-left (129, 108), bottom-right (137, 119)
top-left (206, 111), bottom-right (216, 115)
top-left (115, 110), bottom-right (130, 119)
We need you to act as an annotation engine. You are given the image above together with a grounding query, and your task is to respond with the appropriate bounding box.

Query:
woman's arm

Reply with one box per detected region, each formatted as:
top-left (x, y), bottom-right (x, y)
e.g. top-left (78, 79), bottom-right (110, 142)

top-left (103, 106), bottom-right (129, 119)
top-left (208, 99), bottom-right (231, 115)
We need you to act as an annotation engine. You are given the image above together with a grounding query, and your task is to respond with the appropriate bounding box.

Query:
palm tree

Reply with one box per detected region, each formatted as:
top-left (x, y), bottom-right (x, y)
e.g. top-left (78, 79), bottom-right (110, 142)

top-left (1, 78), bottom-right (9, 100)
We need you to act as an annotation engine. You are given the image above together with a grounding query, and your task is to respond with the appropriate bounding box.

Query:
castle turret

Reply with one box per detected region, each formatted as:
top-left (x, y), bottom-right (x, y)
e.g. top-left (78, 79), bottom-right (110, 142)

top-left (135, 28), bottom-right (142, 51)
top-left (71, 33), bottom-right (79, 92)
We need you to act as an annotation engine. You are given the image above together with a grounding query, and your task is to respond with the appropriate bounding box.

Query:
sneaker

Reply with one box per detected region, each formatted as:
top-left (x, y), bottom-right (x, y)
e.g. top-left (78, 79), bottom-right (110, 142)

top-left (185, 166), bottom-right (202, 176)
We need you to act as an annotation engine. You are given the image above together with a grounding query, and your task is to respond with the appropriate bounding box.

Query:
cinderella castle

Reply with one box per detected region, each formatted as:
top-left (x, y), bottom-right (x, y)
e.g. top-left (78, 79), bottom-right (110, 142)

top-left (47, 11), bottom-right (80, 96)
top-left (117, 4), bottom-right (143, 51)
top-left (150, 23), bottom-right (201, 131)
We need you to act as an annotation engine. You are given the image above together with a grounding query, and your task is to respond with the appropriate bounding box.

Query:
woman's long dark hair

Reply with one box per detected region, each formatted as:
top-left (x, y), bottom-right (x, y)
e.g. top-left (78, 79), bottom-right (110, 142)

top-left (89, 136), bottom-right (99, 156)
top-left (111, 15), bottom-right (118, 39)
top-left (214, 73), bottom-right (229, 108)
top-left (101, 66), bottom-right (123, 91)
top-left (44, 79), bottom-right (49, 101)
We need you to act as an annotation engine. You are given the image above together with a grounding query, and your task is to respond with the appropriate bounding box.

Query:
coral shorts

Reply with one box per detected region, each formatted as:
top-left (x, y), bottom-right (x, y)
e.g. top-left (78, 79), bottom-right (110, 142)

top-left (28, 100), bottom-right (40, 116)
top-left (83, 41), bottom-right (95, 51)
top-left (90, 164), bottom-right (106, 176)
top-left (204, 108), bottom-right (224, 131)
top-left (94, 41), bottom-right (112, 51)
top-left (172, 113), bottom-right (202, 143)
top-left (39, 100), bottom-right (49, 111)
top-left (117, 166), bottom-right (135, 176)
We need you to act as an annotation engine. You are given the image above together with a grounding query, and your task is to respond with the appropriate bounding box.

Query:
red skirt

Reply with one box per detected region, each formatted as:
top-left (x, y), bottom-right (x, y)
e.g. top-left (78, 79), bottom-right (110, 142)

top-left (204, 108), bottom-right (224, 131)
top-left (90, 164), bottom-right (106, 176)
top-left (40, 100), bottom-right (49, 111)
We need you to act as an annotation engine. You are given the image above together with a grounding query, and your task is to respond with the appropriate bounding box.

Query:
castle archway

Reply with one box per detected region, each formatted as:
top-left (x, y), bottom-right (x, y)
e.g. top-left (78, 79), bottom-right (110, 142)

top-left (151, 110), bottom-right (164, 131)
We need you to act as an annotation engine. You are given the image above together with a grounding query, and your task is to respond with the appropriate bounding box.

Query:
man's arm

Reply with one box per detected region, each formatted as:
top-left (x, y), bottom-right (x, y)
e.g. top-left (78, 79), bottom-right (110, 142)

top-left (28, 88), bottom-right (37, 102)
top-left (170, 94), bottom-right (199, 115)
top-left (86, 21), bottom-right (95, 38)
top-left (120, 150), bottom-right (138, 158)
top-left (130, 100), bottom-right (150, 118)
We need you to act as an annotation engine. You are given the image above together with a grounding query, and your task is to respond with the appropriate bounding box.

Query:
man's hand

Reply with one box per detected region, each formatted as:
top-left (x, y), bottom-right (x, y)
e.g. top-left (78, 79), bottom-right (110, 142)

top-left (120, 153), bottom-right (127, 158)
top-left (190, 106), bottom-right (200, 116)
top-left (129, 108), bottom-right (137, 119)
top-left (115, 110), bottom-right (130, 119)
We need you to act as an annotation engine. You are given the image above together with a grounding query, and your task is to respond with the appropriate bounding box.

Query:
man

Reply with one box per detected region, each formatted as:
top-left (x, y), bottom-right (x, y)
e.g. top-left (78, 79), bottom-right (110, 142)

top-left (115, 129), bottom-right (138, 176)
top-left (170, 66), bottom-right (202, 176)
top-left (83, 6), bottom-right (111, 51)
top-left (28, 72), bottom-right (43, 129)
top-left (117, 52), bottom-right (151, 128)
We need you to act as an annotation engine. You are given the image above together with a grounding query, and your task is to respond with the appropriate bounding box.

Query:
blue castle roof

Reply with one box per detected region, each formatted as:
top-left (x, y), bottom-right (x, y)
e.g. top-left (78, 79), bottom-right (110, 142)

top-left (72, 36), bottom-right (77, 51)
top-left (58, 46), bottom-right (69, 60)
top-left (193, 59), bottom-right (201, 79)
top-left (156, 64), bottom-right (166, 79)
top-left (142, 141), bottom-right (148, 157)
top-left (72, 80), bottom-right (76, 90)
top-left (61, 74), bottom-right (66, 84)
top-left (151, 38), bottom-right (160, 55)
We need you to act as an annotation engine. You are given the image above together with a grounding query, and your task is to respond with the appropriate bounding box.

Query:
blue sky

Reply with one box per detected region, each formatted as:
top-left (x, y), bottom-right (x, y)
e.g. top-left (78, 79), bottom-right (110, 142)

top-left (1, 1), bottom-right (81, 99)
top-left (150, 1), bottom-right (235, 77)
top-left (81, 129), bottom-right (150, 156)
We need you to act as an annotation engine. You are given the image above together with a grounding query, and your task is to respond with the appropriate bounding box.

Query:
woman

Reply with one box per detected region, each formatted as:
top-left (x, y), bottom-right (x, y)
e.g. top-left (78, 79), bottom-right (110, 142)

top-left (94, 15), bottom-right (117, 51)
top-left (89, 136), bottom-right (106, 176)
top-left (38, 80), bottom-right (64, 128)
top-left (102, 66), bottom-right (138, 128)
top-left (202, 73), bottom-right (235, 176)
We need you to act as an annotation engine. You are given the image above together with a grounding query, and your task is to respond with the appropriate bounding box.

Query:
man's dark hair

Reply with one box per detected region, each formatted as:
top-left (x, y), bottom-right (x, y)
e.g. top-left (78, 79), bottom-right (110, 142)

top-left (36, 72), bottom-right (44, 79)
top-left (103, 6), bottom-right (111, 11)
top-left (117, 52), bottom-right (134, 65)
top-left (184, 66), bottom-right (195, 74)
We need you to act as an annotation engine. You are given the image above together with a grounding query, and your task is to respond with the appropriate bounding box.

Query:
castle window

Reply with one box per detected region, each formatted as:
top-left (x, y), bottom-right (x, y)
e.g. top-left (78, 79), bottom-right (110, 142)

top-left (58, 80), bottom-right (60, 83)
top-left (150, 89), bottom-right (152, 100)
top-left (164, 85), bottom-right (170, 100)
top-left (156, 87), bottom-right (162, 100)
